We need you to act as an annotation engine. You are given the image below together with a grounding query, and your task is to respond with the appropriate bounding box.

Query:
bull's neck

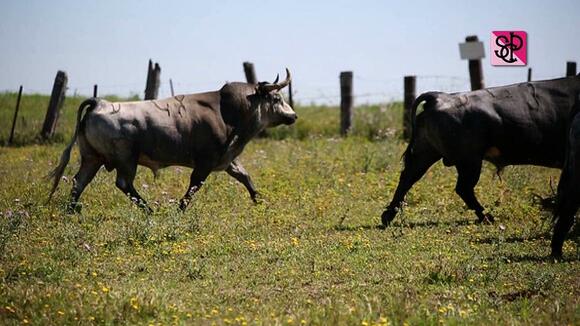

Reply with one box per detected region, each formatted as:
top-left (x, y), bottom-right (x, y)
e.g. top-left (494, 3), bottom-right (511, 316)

top-left (224, 112), bottom-right (263, 152)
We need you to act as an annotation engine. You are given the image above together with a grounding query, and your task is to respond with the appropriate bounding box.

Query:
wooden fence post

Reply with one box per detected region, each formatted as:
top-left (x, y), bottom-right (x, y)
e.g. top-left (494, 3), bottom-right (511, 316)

top-left (8, 85), bottom-right (23, 145)
top-left (465, 35), bottom-right (484, 90)
top-left (527, 68), bottom-right (532, 82)
top-left (403, 76), bottom-right (416, 140)
top-left (243, 62), bottom-right (268, 136)
top-left (243, 62), bottom-right (257, 84)
top-left (566, 61), bottom-right (577, 77)
top-left (93, 84), bottom-right (98, 97)
top-left (340, 71), bottom-right (353, 136)
top-left (145, 60), bottom-right (161, 100)
top-left (41, 71), bottom-right (68, 139)
top-left (169, 79), bottom-right (175, 96)
top-left (288, 81), bottom-right (294, 108)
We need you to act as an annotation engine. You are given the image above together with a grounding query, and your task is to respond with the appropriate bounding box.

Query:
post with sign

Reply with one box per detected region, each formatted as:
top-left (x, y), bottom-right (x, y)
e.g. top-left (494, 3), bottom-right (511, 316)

top-left (459, 35), bottom-right (485, 90)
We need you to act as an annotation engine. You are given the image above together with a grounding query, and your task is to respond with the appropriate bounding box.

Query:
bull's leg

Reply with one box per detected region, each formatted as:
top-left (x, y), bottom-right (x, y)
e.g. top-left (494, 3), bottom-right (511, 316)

top-left (552, 208), bottom-right (576, 258)
top-left (382, 147), bottom-right (441, 226)
top-left (115, 163), bottom-right (152, 213)
top-left (551, 140), bottom-right (580, 257)
top-left (179, 168), bottom-right (211, 211)
top-left (455, 161), bottom-right (493, 223)
top-left (226, 160), bottom-right (258, 203)
top-left (67, 158), bottom-right (102, 213)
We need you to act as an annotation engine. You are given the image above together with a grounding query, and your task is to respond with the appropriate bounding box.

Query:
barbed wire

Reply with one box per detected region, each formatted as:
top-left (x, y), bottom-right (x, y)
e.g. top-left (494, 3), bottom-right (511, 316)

top-left (3, 72), bottom-right (568, 105)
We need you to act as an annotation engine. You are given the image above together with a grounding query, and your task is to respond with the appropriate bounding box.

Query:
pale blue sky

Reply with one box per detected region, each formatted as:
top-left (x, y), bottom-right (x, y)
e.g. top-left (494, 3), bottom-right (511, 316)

top-left (0, 0), bottom-right (578, 104)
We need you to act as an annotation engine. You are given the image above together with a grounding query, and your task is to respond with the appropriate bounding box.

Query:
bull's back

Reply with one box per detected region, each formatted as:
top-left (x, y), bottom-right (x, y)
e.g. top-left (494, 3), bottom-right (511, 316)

top-left (420, 77), bottom-right (580, 168)
top-left (487, 79), bottom-right (579, 167)
top-left (82, 94), bottom-right (226, 167)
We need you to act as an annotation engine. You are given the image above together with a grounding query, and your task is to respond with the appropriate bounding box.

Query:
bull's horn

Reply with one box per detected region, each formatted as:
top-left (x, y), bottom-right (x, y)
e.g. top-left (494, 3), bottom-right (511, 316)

top-left (273, 74), bottom-right (280, 84)
top-left (260, 68), bottom-right (292, 92)
top-left (277, 68), bottom-right (291, 89)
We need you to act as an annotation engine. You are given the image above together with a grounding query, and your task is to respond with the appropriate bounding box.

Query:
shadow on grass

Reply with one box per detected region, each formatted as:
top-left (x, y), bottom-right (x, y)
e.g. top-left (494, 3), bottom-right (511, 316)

top-left (531, 193), bottom-right (556, 212)
top-left (395, 219), bottom-right (475, 228)
top-left (488, 289), bottom-right (544, 302)
top-left (334, 218), bottom-right (475, 232)
top-left (333, 224), bottom-right (384, 232)
top-left (474, 232), bottom-right (550, 244)
top-left (503, 252), bottom-right (579, 263)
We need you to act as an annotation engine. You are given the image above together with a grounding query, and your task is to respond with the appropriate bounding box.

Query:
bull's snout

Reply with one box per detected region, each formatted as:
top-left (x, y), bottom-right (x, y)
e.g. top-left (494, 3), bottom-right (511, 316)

top-left (284, 113), bottom-right (298, 125)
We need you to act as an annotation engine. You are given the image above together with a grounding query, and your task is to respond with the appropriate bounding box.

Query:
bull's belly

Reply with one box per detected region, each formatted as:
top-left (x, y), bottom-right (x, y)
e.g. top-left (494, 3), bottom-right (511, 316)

top-left (137, 153), bottom-right (235, 173)
top-left (482, 146), bottom-right (563, 169)
top-left (137, 154), bottom-right (192, 171)
top-left (84, 112), bottom-right (240, 172)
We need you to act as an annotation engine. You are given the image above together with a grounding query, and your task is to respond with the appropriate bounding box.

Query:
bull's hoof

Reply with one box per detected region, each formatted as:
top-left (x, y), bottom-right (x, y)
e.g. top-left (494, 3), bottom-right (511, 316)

top-left (66, 202), bottom-right (82, 214)
top-left (141, 205), bottom-right (154, 215)
top-left (550, 248), bottom-right (563, 261)
top-left (178, 199), bottom-right (189, 212)
top-left (250, 192), bottom-right (262, 205)
top-left (476, 212), bottom-right (494, 224)
top-left (381, 208), bottom-right (398, 227)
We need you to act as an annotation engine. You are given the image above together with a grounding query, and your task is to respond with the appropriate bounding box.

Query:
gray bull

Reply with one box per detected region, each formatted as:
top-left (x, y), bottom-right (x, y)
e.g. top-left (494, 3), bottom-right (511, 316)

top-left (48, 69), bottom-right (297, 212)
top-left (382, 76), bottom-right (580, 256)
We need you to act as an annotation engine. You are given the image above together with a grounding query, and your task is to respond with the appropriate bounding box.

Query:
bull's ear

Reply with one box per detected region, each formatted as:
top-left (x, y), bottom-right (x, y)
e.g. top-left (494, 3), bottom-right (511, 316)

top-left (255, 84), bottom-right (264, 95)
top-left (255, 82), bottom-right (273, 95)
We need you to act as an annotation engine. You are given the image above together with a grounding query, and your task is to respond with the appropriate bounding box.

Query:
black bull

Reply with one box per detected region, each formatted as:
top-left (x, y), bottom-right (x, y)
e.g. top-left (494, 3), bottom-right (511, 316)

top-left (382, 75), bottom-right (580, 257)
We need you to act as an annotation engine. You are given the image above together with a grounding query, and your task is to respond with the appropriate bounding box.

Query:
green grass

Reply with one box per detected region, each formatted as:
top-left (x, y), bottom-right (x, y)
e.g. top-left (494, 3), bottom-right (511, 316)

top-left (0, 93), bottom-right (579, 325)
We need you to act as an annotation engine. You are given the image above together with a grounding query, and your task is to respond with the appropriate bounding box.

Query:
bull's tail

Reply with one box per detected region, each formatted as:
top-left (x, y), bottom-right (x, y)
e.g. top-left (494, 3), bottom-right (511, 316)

top-left (403, 92), bottom-right (440, 165)
top-left (47, 98), bottom-right (98, 200)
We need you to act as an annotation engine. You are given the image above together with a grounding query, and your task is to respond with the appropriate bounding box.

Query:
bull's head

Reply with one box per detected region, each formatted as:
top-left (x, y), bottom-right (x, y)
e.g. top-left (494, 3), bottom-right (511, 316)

top-left (255, 68), bottom-right (297, 127)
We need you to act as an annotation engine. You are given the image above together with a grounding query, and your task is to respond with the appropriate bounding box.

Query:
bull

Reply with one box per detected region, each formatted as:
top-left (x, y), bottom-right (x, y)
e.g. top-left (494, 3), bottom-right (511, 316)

top-left (381, 75), bottom-right (580, 257)
top-left (48, 69), bottom-right (297, 212)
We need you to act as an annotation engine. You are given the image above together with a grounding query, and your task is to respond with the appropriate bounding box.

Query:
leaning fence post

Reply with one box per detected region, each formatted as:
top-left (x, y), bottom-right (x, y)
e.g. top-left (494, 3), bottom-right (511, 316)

top-left (403, 76), bottom-right (416, 141)
top-left (340, 71), bottom-right (353, 136)
top-left (41, 71), bottom-right (68, 139)
top-left (169, 78), bottom-right (175, 96)
top-left (243, 62), bottom-right (257, 84)
top-left (145, 60), bottom-right (153, 98)
top-left (8, 85), bottom-right (23, 145)
top-left (566, 61), bottom-right (577, 77)
top-left (527, 68), bottom-right (532, 82)
top-left (144, 60), bottom-right (161, 100)
top-left (465, 35), bottom-right (485, 90)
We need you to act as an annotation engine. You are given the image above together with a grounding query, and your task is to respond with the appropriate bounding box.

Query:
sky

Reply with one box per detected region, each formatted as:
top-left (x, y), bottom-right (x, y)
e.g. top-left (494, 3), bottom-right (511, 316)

top-left (0, 0), bottom-right (579, 104)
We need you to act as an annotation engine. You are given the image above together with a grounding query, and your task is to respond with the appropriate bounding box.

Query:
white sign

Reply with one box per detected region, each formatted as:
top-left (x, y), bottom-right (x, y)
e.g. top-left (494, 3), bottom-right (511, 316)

top-left (459, 41), bottom-right (485, 60)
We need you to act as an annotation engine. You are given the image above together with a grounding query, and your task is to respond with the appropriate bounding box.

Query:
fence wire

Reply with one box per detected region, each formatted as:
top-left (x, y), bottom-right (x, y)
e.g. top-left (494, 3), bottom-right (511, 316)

top-left (6, 71), bottom-right (566, 106)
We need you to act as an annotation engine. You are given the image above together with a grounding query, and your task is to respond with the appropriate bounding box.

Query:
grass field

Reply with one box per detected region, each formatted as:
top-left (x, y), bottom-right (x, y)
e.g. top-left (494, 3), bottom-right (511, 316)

top-left (0, 93), bottom-right (579, 325)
